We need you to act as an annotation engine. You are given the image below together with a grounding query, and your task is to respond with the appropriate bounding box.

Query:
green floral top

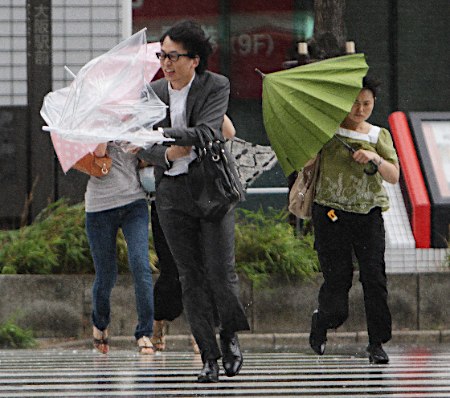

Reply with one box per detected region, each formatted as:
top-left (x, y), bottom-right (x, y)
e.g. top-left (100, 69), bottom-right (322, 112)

top-left (314, 125), bottom-right (398, 214)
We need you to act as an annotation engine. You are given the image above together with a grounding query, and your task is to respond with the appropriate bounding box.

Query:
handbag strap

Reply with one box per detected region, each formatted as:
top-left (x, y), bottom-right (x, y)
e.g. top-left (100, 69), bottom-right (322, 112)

top-left (195, 128), bottom-right (224, 161)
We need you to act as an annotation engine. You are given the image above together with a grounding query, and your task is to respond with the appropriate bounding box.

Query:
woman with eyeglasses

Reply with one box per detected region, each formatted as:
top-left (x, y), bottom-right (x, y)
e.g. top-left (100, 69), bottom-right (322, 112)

top-left (308, 76), bottom-right (400, 364)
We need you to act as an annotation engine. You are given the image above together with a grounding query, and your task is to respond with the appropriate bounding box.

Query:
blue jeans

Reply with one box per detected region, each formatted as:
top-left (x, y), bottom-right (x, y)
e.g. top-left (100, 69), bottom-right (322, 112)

top-left (86, 199), bottom-right (154, 340)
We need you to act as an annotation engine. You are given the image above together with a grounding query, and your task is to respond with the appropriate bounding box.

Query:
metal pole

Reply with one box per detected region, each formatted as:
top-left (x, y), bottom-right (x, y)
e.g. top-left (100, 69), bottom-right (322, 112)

top-left (122, 0), bottom-right (132, 39)
top-left (26, 0), bottom-right (54, 221)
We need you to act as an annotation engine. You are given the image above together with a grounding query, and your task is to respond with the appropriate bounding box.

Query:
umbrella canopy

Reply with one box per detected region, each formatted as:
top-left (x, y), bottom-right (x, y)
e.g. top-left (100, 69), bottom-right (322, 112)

top-left (41, 84), bottom-right (101, 172)
top-left (261, 53), bottom-right (369, 176)
top-left (41, 29), bottom-right (167, 144)
top-left (41, 31), bottom-right (170, 172)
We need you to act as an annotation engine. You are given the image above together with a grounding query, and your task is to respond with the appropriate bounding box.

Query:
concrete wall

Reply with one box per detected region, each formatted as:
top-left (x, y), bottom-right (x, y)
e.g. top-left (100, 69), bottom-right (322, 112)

top-left (0, 273), bottom-right (448, 338)
top-left (345, 0), bottom-right (450, 125)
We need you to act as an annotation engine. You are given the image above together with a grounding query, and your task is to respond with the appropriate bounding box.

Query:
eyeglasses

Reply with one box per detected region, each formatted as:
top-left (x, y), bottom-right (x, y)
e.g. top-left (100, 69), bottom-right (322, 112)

top-left (155, 51), bottom-right (192, 62)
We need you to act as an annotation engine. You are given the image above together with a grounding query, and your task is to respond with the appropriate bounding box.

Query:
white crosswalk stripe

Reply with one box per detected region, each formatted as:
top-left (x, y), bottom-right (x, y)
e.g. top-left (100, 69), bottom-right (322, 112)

top-left (1, 349), bottom-right (450, 397)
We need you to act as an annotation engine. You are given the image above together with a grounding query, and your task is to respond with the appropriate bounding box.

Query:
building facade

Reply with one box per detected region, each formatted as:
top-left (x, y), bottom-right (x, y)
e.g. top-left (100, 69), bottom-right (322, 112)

top-left (1, 0), bottom-right (449, 244)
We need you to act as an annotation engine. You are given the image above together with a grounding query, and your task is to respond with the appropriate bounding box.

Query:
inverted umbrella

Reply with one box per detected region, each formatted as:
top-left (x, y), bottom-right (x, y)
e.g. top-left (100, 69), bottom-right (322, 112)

top-left (259, 53), bottom-right (369, 176)
top-left (41, 85), bottom-right (97, 172)
top-left (41, 30), bottom-right (170, 172)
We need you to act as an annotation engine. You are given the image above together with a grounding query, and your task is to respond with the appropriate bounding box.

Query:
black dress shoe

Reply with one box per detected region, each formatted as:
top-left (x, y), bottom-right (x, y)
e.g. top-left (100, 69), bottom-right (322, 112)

top-left (367, 343), bottom-right (389, 364)
top-left (309, 310), bottom-right (327, 355)
top-left (197, 360), bottom-right (219, 383)
top-left (220, 334), bottom-right (243, 377)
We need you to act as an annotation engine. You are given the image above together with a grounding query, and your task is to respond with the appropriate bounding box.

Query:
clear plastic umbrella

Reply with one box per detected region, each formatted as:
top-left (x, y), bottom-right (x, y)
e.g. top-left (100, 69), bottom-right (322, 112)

top-left (41, 29), bottom-right (171, 172)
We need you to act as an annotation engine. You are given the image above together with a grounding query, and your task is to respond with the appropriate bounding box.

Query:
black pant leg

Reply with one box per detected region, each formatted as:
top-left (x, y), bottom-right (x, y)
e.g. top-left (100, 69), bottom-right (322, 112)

top-left (156, 201), bottom-right (221, 361)
top-left (151, 202), bottom-right (183, 321)
top-left (353, 208), bottom-right (392, 344)
top-left (200, 210), bottom-right (250, 335)
top-left (312, 204), bottom-right (355, 330)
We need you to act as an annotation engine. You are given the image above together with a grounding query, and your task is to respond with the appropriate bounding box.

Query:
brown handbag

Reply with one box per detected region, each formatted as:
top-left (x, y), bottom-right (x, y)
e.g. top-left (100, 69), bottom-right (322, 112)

top-left (72, 153), bottom-right (112, 177)
top-left (288, 152), bottom-right (320, 220)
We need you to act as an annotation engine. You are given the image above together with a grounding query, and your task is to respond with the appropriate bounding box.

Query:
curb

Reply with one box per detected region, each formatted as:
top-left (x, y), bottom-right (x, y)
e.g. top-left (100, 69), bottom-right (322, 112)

top-left (37, 330), bottom-right (450, 351)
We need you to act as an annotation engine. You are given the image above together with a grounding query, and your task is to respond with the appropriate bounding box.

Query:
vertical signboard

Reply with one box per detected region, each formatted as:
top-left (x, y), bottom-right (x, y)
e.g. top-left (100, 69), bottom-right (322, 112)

top-left (0, 107), bottom-right (28, 228)
top-left (26, 0), bottom-right (54, 220)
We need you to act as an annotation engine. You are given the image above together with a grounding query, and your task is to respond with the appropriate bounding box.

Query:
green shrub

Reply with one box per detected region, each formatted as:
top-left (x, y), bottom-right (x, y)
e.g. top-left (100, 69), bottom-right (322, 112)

top-left (0, 199), bottom-right (156, 274)
top-left (0, 318), bottom-right (36, 349)
top-left (0, 229), bottom-right (19, 247)
top-left (0, 201), bottom-right (319, 285)
top-left (235, 208), bottom-right (319, 287)
top-left (0, 236), bottom-right (58, 274)
top-left (0, 200), bottom-right (92, 274)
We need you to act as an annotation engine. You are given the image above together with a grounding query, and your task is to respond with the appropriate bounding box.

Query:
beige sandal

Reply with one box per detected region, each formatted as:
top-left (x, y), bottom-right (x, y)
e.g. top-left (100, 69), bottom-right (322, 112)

top-left (150, 320), bottom-right (167, 351)
top-left (93, 326), bottom-right (109, 354)
top-left (137, 336), bottom-right (155, 355)
top-left (191, 335), bottom-right (200, 355)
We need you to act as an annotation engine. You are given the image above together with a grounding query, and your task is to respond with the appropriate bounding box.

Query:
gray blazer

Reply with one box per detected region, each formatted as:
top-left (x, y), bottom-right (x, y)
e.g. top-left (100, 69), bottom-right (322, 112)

top-left (138, 71), bottom-right (230, 184)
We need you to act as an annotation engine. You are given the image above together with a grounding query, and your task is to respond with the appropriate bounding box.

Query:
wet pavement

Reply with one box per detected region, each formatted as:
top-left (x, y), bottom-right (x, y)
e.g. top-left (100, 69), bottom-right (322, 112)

top-left (1, 344), bottom-right (450, 397)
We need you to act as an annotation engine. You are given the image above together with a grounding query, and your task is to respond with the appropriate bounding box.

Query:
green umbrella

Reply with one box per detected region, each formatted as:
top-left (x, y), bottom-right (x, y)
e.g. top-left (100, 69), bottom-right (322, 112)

top-left (260, 53), bottom-right (369, 176)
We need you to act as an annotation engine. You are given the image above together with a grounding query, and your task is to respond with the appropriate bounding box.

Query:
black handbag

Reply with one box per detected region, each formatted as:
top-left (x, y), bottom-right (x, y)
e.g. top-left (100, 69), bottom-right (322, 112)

top-left (188, 131), bottom-right (245, 221)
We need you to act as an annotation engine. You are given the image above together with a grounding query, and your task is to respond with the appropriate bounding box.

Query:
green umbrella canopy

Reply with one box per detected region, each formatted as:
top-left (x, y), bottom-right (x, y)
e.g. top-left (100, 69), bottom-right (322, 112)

top-left (261, 53), bottom-right (369, 176)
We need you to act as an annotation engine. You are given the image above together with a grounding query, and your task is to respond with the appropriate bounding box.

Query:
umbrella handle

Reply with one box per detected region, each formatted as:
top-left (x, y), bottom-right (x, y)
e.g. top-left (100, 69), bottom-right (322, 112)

top-left (334, 135), bottom-right (379, 175)
top-left (364, 160), bottom-right (379, 175)
top-left (254, 68), bottom-right (266, 78)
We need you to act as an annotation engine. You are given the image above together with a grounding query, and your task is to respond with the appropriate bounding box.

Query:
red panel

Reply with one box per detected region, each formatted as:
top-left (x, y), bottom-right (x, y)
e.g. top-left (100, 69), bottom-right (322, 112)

top-left (388, 111), bottom-right (431, 248)
top-left (230, 27), bottom-right (293, 99)
top-left (133, 0), bottom-right (221, 74)
top-left (230, 0), bottom-right (293, 13)
top-left (133, 0), bottom-right (218, 18)
top-left (228, 2), bottom-right (294, 98)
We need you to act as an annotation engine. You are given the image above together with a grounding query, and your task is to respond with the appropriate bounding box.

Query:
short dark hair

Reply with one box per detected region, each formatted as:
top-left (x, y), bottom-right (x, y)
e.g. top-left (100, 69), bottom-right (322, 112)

top-left (160, 20), bottom-right (213, 74)
top-left (362, 76), bottom-right (382, 99)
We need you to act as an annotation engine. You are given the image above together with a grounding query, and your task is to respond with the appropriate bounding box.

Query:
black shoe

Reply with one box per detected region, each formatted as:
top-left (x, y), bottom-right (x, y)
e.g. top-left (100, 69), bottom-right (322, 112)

top-left (197, 360), bottom-right (219, 383)
top-left (309, 310), bottom-right (327, 355)
top-left (367, 343), bottom-right (389, 364)
top-left (220, 334), bottom-right (243, 377)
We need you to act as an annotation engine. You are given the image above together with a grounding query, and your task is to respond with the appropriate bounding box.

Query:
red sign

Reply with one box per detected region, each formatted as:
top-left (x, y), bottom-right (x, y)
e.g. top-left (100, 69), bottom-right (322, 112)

top-left (230, 27), bottom-right (293, 99)
top-left (132, 0), bottom-right (218, 20)
top-left (230, 0), bottom-right (292, 13)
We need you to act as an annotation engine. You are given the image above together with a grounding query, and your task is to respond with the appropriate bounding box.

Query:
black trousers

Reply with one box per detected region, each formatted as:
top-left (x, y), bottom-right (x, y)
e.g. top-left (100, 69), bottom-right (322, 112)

top-left (312, 204), bottom-right (392, 345)
top-left (151, 203), bottom-right (220, 324)
top-left (156, 176), bottom-right (250, 361)
top-left (150, 203), bottom-right (183, 321)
